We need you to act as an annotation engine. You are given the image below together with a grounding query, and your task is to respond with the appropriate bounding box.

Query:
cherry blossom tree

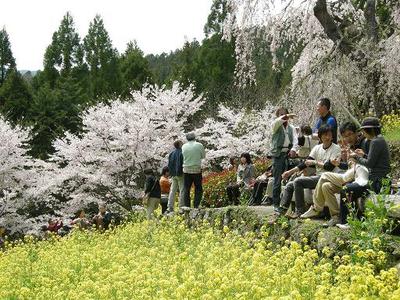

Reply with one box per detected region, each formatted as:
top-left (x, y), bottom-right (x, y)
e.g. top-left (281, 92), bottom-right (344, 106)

top-left (40, 82), bottom-right (205, 214)
top-left (196, 103), bottom-right (276, 166)
top-left (223, 0), bottom-right (400, 120)
top-left (0, 117), bottom-right (53, 234)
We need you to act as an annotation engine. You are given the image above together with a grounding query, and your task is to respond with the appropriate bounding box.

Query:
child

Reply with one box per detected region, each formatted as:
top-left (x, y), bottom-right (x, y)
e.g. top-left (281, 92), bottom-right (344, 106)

top-left (71, 209), bottom-right (91, 230)
top-left (159, 166), bottom-right (171, 215)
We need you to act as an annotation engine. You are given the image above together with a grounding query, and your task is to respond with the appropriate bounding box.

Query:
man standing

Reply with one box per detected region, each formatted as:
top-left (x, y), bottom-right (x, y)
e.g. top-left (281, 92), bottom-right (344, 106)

top-left (167, 140), bottom-right (184, 213)
top-left (182, 133), bottom-right (205, 208)
top-left (270, 108), bottom-right (298, 212)
top-left (313, 98), bottom-right (338, 143)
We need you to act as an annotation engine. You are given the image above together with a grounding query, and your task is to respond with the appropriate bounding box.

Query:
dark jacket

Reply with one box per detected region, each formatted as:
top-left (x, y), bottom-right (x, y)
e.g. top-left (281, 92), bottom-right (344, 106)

top-left (339, 136), bottom-right (370, 170)
top-left (356, 135), bottom-right (391, 180)
top-left (168, 148), bottom-right (183, 177)
top-left (145, 175), bottom-right (161, 198)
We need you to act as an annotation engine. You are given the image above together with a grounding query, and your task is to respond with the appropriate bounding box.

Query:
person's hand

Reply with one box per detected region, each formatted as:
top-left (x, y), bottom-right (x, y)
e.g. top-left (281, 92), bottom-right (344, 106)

top-left (282, 170), bottom-right (291, 181)
top-left (331, 158), bottom-right (340, 167)
top-left (349, 151), bottom-right (358, 159)
top-left (288, 150), bottom-right (297, 158)
top-left (355, 149), bottom-right (365, 157)
top-left (341, 148), bottom-right (349, 161)
top-left (305, 160), bottom-right (315, 167)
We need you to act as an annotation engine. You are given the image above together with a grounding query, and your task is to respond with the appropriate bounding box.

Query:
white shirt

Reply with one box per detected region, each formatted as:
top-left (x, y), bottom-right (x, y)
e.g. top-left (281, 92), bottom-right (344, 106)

top-left (309, 143), bottom-right (341, 175)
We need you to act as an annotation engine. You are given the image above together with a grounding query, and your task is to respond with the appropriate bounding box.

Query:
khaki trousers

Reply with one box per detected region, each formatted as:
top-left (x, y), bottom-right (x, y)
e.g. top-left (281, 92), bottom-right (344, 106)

top-left (313, 172), bottom-right (345, 216)
top-left (147, 197), bottom-right (160, 220)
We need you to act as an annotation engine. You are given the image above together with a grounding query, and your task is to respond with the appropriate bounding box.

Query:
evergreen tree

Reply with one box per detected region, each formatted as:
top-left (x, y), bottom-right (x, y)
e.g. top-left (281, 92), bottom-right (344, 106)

top-left (43, 12), bottom-right (84, 87)
top-left (0, 70), bottom-right (32, 125)
top-left (0, 27), bottom-right (16, 86)
top-left (83, 15), bottom-right (122, 99)
top-left (120, 41), bottom-right (152, 97)
top-left (28, 76), bottom-right (84, 159)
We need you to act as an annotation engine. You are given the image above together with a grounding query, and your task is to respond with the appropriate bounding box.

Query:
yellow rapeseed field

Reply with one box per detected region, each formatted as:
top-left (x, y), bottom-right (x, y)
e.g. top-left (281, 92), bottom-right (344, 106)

top-left (1, 218), bottom-right (399, 299)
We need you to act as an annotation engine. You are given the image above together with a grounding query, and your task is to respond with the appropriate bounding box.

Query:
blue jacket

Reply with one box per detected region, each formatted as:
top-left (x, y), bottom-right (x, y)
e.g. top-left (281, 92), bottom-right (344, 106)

top-left (314, 112), bottom-right (338, 143)
top-left (168, 148), bottom-right (183, 177)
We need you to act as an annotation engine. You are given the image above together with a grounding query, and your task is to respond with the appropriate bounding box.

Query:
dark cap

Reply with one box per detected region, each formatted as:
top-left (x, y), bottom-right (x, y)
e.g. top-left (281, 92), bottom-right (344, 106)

top-left (359, 117), bottom-right (381, 130)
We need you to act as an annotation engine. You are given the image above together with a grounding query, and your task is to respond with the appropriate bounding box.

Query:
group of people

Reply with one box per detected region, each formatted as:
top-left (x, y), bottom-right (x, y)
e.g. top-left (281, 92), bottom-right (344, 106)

top-left (143, 133), bottom-right (205, 219)
top-left (143, 97), bottom-right (391, 227)
top-left (268, 98), bottom-right (390, 227)
top-left (42, 203), bottom-right (113, 235)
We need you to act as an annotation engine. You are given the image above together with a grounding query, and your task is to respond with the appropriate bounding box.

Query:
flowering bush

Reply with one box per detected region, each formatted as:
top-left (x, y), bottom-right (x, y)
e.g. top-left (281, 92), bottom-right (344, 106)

top-left (202, 169), bottom-right (236, 207)
top-left (202, 159), bottom-right (271, 207)
top-left (1, 218), bottom-right (400, 299)
top-left (382, 113), bottom-right (400, 142)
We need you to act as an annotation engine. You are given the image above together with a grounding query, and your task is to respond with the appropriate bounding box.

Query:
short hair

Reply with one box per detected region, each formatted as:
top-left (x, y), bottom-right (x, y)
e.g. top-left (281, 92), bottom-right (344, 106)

top-left (363, 127), bottom-right (381, 136)
top-left (240, 152), bottom-right (252, 164)
top-left (318, 124), bottom-right (333, 139)
top-left (161, 166), bottom-right (169, 176)
top-left (173, 140), bottom-right (182, 149)
top-left (339, 121), bottom-right (358, 134)
top-left (143, 168), bottom-right (154, 176)
top-left (229, 156), bottom-right (236, 165)
top-left (186, 132), bottom-right (196, 141)
top-left (318, 98), bottom-right (331, 110)
top-left (275, 107), bottom-right (289, 117)
top-left (75, 209), bottom-right (85, 217)
top-left (300, 125), bottom-right (312, 136)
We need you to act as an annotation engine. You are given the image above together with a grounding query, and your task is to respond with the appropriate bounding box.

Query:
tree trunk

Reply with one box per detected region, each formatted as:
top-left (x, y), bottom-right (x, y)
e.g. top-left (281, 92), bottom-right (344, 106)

top-left (313, 0), bottom-right (352, 55)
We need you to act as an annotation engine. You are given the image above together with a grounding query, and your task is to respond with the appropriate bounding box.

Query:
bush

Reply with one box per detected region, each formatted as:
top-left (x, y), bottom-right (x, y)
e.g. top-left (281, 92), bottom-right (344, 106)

top-left (202, 159), bottom-right (271, 207)
top-left (382, 113), bottom-right (400, 142)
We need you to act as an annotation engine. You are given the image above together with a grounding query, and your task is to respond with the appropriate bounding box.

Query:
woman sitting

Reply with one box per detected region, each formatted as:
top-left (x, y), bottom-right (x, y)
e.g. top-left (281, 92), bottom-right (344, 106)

top-left (226, 153), bottom-right (255, 205)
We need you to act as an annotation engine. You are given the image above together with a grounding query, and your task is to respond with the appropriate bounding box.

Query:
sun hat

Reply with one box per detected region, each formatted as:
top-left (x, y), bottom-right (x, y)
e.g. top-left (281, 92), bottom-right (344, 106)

top-left (359, 117), bottom-right (381, 130)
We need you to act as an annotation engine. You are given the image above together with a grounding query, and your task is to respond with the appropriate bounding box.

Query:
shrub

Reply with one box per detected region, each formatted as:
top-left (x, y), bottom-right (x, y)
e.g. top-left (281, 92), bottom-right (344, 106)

top-left (381, 113), bottom-right (400, 142)
top-left (202, 159), bottom-right (271, 207)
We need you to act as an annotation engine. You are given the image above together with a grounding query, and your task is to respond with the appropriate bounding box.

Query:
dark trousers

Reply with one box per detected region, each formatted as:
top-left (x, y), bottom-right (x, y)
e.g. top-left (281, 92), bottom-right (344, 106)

top-left (272, 153), bottom-right (288, 208)
top-left (183, 173), bottom-right (203, 208)
top-left (339, 178), bottom-right (383, 224)
top-left (227, 183), bottom-right (241, 205)
top-left (251, 180), bottom-right (269, 205)
top-left (160, 196), bottom-right (168, 214)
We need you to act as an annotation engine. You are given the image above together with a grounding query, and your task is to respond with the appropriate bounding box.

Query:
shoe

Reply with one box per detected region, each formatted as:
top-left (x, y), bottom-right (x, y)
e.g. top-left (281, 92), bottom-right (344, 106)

top-left (336, 223), bottom-right (350, 230)
top-left (261, 197), bottom-right (273, 206)
top-left (286, 211), bottom-right (301, 219)
top-left (300, 206), bottom-right (320, 219)
top-left (323, 215), bottom-right (340, 227)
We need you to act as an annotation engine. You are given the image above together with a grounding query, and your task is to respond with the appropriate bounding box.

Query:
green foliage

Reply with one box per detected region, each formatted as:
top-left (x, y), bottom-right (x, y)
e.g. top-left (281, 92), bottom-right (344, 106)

top-left (28, 76), bottom-right (84, 159)
top-left (0, 27), bottom-right (16, 86)
top-left (83, 15), bottom-right (122, 99)
top-left (0, 70), bottom-right (32, 125)
top-left (202, 169), bottom-right (236, 207)
top-left (120, 41), bottom-right (153, 98)
top-left (44, 12), bottom-right (83, 77)
top-left (202, 159), bottom-right (271, 207)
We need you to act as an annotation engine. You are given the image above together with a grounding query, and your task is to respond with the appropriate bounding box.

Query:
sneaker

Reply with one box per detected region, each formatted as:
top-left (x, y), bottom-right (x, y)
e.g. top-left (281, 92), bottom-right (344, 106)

top-left (336, 223), bottom-right (350, 230)
top-left (300, 206), bottom-right (320, 219)
top-left (323, 215), bottom-right (340, 227)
